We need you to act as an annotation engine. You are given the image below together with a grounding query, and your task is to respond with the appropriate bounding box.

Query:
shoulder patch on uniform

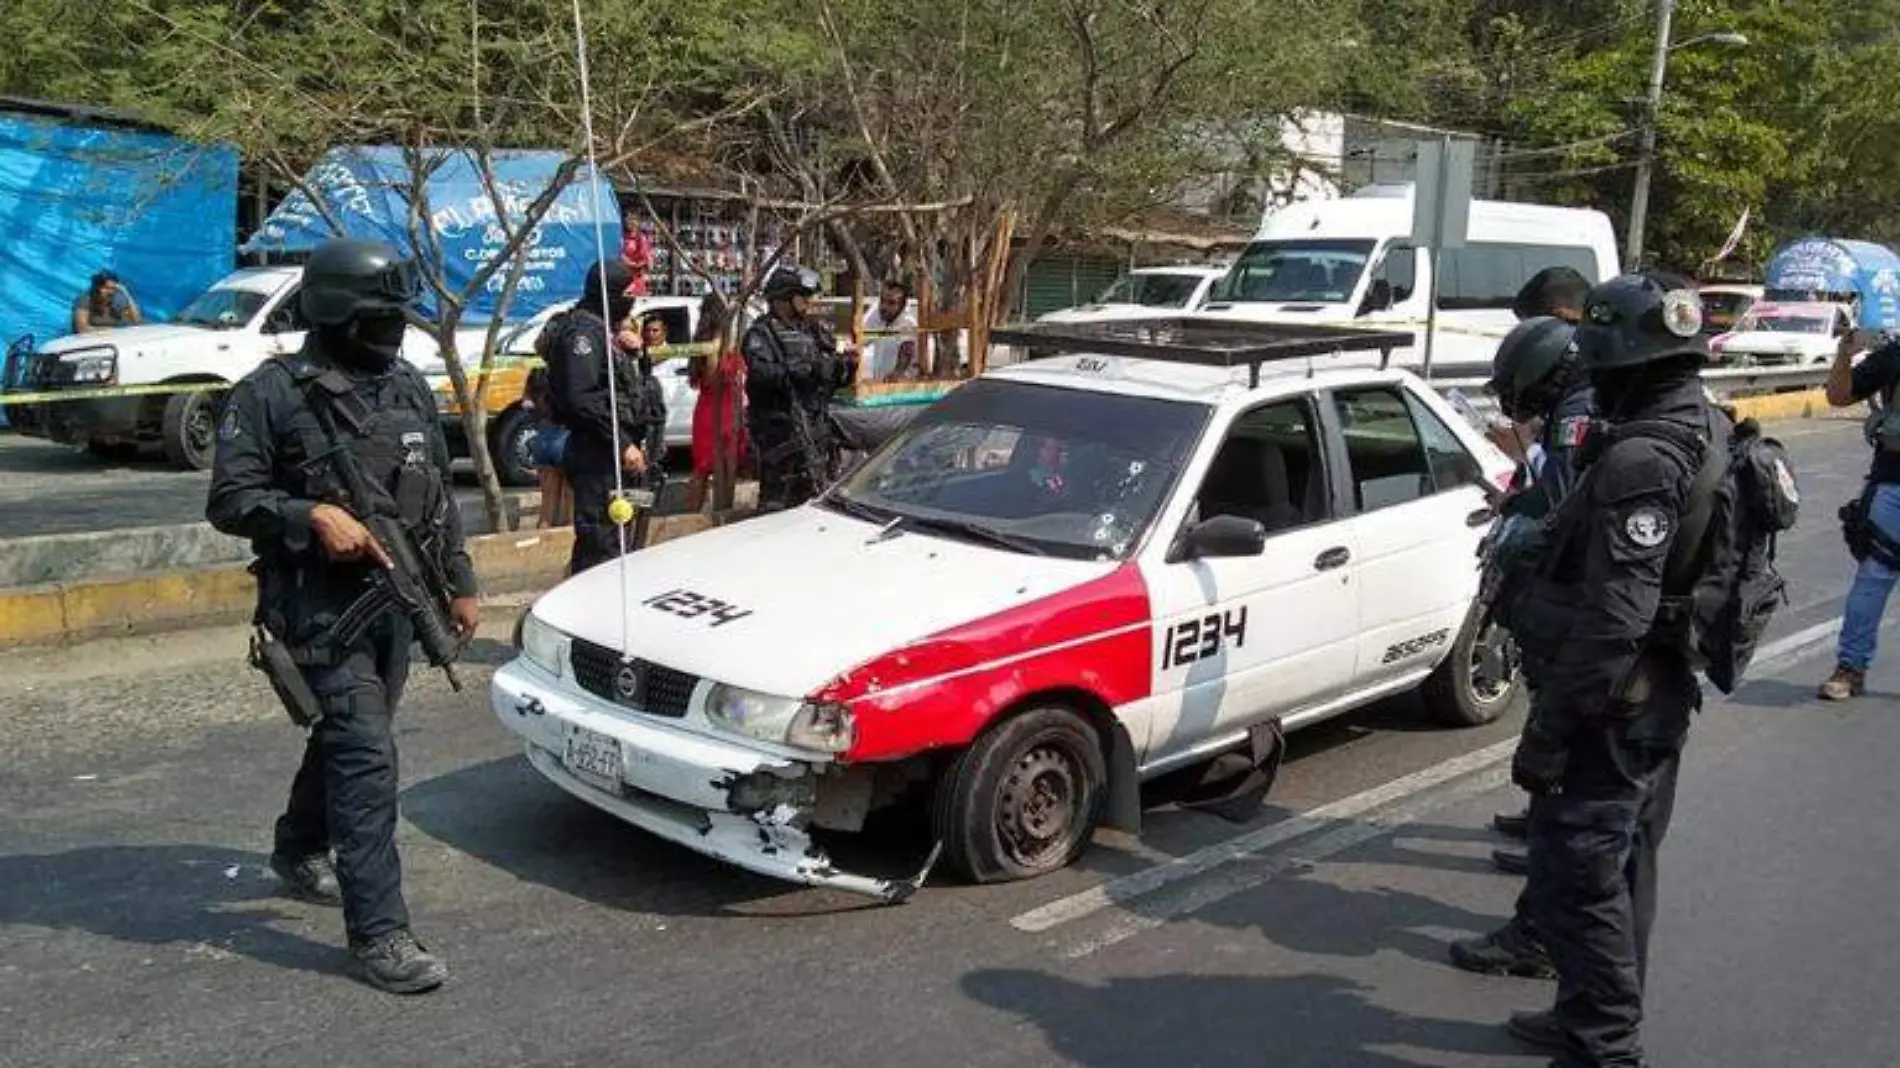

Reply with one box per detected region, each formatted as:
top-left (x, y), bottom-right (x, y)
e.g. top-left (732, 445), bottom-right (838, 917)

top-left (218, 407), bottom-right (242, 442)
top-left (573, 334), bottom-right (595, 357)
top-left (1621, 505), bottom-right (1673, 549)
top-left (1557, 416), bottom-right (1591, 448)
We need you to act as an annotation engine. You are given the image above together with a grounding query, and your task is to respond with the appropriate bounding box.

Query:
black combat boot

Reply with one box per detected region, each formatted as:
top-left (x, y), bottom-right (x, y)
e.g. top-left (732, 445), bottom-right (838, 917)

top-left (269, 852), bottom-right (342, 907)
top-left (352, 929), bottom-right (448, 994)
top-left (1493, 847), bottom-right (1530, 875)
top-left (1449, 918), bottom-right (1556, 979)
top-left (1493, 808), bottom-right (1530, 839)
top-left (1506, 1009), bottom-right (1565, 1050)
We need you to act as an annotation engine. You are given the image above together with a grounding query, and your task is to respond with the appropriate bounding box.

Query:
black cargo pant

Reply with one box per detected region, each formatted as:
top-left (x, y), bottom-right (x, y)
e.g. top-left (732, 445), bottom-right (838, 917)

top-left (564, 438), bottom-right (629, 575)
top-left (273, 614), bottom-right (415, 945)
top-left (1527, 663), bottom-right (1694, 1068)
top-left (749, 413), bottom-right (828, 513)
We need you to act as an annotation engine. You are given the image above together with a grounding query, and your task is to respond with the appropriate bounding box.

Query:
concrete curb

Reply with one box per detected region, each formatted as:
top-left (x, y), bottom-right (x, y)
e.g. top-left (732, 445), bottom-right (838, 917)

top-left (0, 509), bottom-right (744, 649)
top-left (1729, 387), bottom-right (1830, 423)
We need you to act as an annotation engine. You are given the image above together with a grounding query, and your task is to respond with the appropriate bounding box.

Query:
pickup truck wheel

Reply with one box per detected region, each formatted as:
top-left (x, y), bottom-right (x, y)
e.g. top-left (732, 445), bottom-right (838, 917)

top-left (161, 389), bottom-right (221, 471)
top-left (489, 406), bottom-right (539, 488)
top-left (932, 706), bottom-right (1107, 884)
top-left (1422, 603), bottom-right (1525, 728)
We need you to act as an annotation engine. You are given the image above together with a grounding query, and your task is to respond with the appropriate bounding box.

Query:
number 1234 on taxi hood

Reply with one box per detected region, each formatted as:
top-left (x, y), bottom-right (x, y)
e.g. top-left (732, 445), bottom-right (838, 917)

top-left (526, 504), bottom-right (1135, 703)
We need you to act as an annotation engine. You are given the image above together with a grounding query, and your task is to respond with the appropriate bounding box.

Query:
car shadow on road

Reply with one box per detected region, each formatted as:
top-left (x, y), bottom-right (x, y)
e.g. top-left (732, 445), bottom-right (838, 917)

top-left (0, 844), bottom-right (341, 977)
top-left (401, 756), bottom-right (902, 918)
top-left (962, 966), bottom-right (1533, 1068)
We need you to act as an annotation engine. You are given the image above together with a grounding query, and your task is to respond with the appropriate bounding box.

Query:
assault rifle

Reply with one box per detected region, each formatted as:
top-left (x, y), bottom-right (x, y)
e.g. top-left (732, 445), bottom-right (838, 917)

top-left (305, 387), bottom-right (466, 693)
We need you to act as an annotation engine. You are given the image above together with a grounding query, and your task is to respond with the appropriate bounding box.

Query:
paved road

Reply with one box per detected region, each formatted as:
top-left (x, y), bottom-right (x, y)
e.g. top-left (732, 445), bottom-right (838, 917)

top-left (0, 417), bottom-right (1888, 1068)
top-left (0, 431), bottom-right (693, 541)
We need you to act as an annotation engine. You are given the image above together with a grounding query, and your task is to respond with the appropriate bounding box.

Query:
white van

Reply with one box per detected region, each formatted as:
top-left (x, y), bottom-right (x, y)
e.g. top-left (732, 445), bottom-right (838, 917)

top-left (1197, 185), bottom-right (1620, 374)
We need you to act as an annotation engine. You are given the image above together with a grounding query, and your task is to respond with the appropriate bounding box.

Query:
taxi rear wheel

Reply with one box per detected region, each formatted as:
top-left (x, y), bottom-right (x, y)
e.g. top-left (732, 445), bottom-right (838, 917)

top-left (933, 706), bottom-right (1107, 884)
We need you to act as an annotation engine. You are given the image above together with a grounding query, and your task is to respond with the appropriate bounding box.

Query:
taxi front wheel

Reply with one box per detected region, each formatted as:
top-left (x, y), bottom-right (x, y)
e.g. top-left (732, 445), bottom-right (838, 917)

top-left (1422, 603), bottom-right (1526, 728)
top-left (933, 706), bottom-right (1107, 884)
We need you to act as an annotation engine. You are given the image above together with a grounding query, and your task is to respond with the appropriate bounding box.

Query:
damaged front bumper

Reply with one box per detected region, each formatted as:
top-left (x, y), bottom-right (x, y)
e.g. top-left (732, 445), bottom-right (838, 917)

top-left (489, 659), bottom-right (938, 903)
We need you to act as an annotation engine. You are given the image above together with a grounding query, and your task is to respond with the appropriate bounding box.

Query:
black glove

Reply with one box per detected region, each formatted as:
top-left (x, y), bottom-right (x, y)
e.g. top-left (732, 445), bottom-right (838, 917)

top-left (1510, 718), bottom-right (1569, 796)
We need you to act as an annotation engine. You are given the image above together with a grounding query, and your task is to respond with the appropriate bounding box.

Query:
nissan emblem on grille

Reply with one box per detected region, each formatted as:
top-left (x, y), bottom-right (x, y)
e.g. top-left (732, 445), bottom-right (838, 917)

top-left (613, 662), bottom-right (642, 704)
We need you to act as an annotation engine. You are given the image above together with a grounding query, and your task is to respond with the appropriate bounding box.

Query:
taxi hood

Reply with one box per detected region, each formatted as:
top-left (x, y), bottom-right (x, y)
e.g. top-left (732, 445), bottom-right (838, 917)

top-left (529, 505), bottom-right (1121, 698)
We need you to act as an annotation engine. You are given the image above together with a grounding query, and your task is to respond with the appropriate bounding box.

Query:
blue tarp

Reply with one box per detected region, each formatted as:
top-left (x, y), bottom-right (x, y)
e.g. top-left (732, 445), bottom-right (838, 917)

top-left (241, 145), bottom-right (620, 325)
top-left (1763, 237), bottom-right (1900, 331)
top-left (0, 109), bottom-right (238, 357)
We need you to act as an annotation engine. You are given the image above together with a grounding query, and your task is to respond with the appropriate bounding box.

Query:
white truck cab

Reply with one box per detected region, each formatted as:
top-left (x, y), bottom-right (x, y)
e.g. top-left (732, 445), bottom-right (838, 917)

top-left (1037, 265), bottom-right (1229, 325)
top-left (1198, 185), bottom-right (1620, 376)
top-left (6, 267), bottom-right (444, 469)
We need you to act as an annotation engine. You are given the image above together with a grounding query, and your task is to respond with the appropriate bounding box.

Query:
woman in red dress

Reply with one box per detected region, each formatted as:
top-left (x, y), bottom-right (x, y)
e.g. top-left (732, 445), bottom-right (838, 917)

top-left (687, 294), bottom-right (746, 512)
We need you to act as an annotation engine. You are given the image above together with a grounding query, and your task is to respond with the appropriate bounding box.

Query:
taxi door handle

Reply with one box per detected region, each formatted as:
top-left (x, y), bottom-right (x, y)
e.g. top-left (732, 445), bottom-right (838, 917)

top-left (1314, 546), bottom-right (1351, 571)
top-left (1466, 507), bottom-right (1495, 528)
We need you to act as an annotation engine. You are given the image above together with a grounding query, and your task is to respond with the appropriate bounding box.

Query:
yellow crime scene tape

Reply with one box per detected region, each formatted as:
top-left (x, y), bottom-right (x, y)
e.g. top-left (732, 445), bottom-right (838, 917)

top-left (0, 380), bottom-right (231, 406)
top-left (1, 321), bottom-right (1492, 408)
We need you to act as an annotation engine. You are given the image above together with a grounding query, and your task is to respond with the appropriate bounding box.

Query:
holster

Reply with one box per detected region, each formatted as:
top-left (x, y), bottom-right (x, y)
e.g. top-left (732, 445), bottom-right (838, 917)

top-left (1841, 485), bottom-right (1900, 569)
top-left (249, 622), bottom-right (323, 728)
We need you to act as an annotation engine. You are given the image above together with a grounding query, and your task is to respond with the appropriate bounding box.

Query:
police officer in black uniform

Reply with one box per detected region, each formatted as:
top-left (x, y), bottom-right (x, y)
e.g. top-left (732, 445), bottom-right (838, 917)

top-left (1449, 312), bottom-right (1594, 987)
top-left (1488, 266), bottom-right (1596, 862)
top-left (1502, 272), bottom-right (1716, 1066)
top-left (540, 259), bottom-right (663, 574)
top-left (742, 265), bottom-right (855, 511)
top-left (207, 238), bottom-right (479, 995)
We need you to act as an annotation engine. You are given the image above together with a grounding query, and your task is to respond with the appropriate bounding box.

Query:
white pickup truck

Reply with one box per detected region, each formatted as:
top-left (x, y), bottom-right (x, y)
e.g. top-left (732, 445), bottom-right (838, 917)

top-left (4, 266), bottom-right (470, 470)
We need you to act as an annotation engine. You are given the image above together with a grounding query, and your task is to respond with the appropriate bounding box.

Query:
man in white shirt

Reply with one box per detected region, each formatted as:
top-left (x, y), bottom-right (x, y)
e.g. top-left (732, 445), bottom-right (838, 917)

top-left (861, 280), bottom-right (917, 381)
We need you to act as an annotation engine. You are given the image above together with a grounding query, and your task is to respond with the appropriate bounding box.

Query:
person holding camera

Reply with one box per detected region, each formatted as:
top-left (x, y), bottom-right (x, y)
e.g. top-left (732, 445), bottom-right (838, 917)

top-left (1820, 327), bottom-right (1900, 700)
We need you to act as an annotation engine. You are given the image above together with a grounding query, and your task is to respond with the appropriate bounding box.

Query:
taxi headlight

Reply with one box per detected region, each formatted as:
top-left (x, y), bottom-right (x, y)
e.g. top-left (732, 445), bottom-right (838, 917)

top-left (705, 683), bottom-right (857, 753)
top-left (518, 612), bottom-right (567, 678)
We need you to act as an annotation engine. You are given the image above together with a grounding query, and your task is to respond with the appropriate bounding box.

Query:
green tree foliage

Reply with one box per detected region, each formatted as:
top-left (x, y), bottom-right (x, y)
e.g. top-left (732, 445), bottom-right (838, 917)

top-left (1354, 0), bottom-right (1900, 275)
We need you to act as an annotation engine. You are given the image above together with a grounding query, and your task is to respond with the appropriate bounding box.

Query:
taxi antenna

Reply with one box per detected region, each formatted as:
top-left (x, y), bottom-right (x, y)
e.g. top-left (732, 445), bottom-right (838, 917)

top-left (567, 0), bottom-right (633, 653)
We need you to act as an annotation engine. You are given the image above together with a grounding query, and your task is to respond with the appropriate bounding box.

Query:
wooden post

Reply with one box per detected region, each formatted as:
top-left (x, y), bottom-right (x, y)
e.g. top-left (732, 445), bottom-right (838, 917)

top-left (917, 270), bottom-right (936, 378)
top-left (851, 276), bottom-right (867, 388)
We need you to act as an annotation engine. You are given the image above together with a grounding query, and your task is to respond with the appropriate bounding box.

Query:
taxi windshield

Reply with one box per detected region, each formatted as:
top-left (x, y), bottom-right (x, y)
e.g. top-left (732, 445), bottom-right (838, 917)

top-left (828, 379), bottom-right (1209, 560)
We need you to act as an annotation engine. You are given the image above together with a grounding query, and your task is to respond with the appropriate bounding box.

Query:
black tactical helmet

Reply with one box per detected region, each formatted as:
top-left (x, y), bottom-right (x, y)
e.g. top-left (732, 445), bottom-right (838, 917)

top-left (1573, 272), bottom-right (1708, 372)
top-left (300, 238), bottom-right (421, 327)
top-left (761, 265), bottom-right (820, 301)
top-left (1488, 315), bottom-right (1578, 421)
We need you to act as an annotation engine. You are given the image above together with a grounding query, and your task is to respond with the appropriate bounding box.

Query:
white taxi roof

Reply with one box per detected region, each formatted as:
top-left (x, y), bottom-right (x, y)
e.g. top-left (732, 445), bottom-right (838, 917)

top-left (985, 348), bottom-right (1411, 409)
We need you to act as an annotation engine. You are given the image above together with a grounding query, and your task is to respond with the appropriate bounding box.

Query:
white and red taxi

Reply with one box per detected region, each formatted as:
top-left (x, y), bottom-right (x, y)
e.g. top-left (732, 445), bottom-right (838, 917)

top-left (492, 321), bottom-right (1523, 901)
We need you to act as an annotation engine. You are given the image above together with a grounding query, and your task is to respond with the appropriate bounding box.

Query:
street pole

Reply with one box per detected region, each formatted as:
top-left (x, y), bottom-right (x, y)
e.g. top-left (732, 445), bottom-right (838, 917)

top-left (1625, 0), bottom-right (1675, 270)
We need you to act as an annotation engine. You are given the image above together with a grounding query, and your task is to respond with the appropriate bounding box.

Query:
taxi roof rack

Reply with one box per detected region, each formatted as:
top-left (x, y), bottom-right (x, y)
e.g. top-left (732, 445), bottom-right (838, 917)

top-left (988, 317), bottom-right (1414, 388)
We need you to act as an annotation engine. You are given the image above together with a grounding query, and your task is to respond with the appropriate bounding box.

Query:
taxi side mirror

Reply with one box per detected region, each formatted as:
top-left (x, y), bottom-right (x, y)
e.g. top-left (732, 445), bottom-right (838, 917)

top-left (1174, 514), bottom-right (1268, 562)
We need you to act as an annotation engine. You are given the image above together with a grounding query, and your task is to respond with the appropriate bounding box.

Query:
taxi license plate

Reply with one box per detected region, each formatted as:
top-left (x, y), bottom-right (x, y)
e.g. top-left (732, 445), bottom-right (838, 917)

top-left (563, 725), bottom-right (622, 793)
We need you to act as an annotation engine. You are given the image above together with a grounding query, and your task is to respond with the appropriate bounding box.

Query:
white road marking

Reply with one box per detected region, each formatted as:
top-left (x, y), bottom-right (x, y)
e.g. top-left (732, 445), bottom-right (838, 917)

top-left (1011, 616), bottom-right (1848, 941)
top-left (1054, 765), bottom-right (1512, 959)
top-left (1011, 739), bottom-right (1519, 934)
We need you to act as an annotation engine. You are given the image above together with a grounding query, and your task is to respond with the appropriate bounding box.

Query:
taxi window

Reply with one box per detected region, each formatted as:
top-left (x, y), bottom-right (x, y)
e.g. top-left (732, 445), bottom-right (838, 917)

top-left (1331, 386), bottom-right (1438, 511)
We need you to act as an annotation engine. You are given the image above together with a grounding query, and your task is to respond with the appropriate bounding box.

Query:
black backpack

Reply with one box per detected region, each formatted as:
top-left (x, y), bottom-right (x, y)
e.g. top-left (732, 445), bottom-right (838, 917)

top-left (1616, 409), bottom-right (1800, 694)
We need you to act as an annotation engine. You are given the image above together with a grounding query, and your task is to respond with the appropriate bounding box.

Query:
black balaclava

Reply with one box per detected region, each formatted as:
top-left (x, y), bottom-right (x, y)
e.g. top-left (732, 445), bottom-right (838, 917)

top-left (581, 259), bottom-right (636, 329)
top-left (1590, 355), bottom-right (1699, 418)
top-left (321, 309), bottom-right (408, 373)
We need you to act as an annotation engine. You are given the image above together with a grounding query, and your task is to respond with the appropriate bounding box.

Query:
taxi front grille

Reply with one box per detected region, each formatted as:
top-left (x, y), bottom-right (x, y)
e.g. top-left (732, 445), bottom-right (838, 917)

top-left (568, 638), bottom-right (698, 719)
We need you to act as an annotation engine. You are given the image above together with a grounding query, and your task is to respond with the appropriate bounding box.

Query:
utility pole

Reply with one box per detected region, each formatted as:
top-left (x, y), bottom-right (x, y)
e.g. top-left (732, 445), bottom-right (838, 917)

top-left (1625, 0), bottom-right (1675, 270)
